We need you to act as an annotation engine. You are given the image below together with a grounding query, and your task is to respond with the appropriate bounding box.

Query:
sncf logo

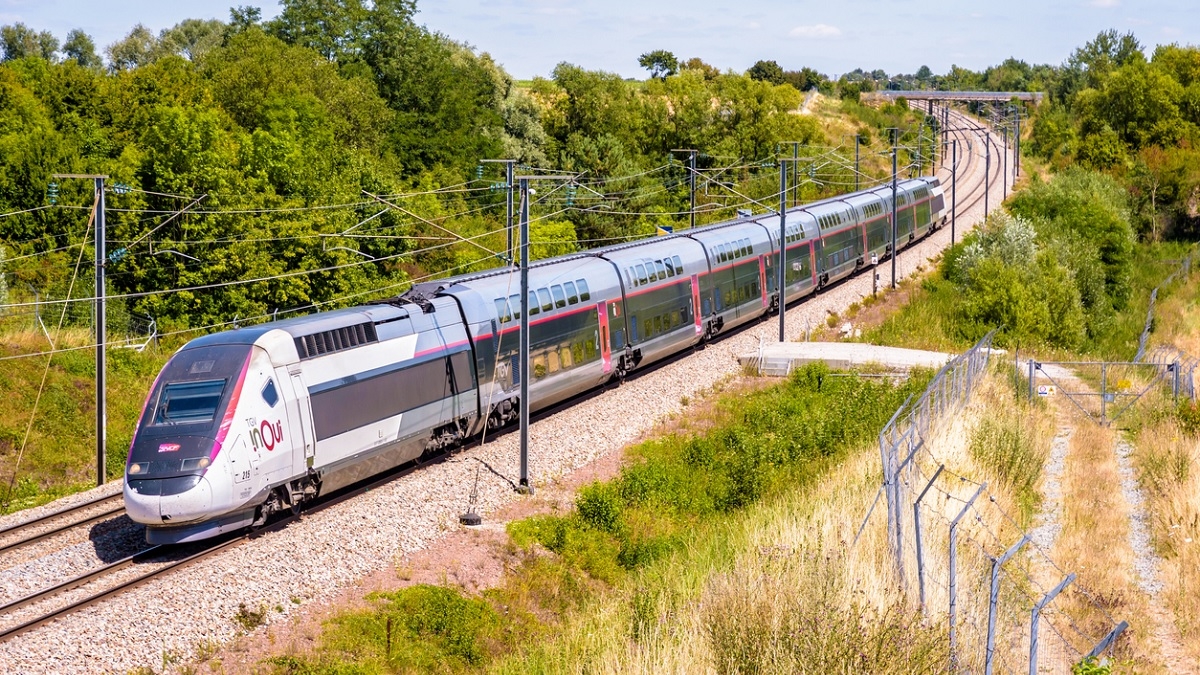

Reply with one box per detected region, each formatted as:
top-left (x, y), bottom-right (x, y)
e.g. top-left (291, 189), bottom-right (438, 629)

top-left (248, 419), bottom-right (284, 451)
top-left (158, 443), bottom-right (181, 453)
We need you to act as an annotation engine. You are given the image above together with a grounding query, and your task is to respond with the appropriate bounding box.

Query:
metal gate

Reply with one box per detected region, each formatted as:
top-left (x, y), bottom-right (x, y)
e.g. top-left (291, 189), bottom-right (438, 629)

top-left (1026, 359), bottom-right (1185, 425)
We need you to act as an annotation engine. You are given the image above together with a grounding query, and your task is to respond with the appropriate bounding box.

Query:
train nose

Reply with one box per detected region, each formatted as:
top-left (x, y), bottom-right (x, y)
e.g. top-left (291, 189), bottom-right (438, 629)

top-left (124, 475), bottom-right (214, 525)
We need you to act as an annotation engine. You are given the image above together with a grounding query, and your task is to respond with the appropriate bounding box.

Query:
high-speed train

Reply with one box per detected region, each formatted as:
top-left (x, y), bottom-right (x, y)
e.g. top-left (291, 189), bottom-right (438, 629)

top-left (124, 176), bottom-right (947, 543)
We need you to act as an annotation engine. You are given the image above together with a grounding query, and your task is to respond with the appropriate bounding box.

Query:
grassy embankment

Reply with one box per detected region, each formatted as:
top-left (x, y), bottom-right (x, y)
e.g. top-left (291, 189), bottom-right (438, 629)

top-left (1119, 257), bottom-right (1200, 664)
top-left (0, 318), bottom-right (165, 514)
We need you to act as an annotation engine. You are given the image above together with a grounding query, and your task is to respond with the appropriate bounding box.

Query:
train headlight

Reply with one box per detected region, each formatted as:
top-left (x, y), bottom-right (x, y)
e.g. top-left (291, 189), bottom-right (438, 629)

top-left (181, 457), bottom-right (211, 471)
top-left (128, 462), bottom-right (149, 475)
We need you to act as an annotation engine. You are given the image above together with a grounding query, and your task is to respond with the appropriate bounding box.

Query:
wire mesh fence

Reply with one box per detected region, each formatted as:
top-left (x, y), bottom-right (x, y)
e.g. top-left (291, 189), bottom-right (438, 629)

top-left (0, 284), bottom-right (157, 351)
top-left (863, 330), bottom-right (1128, 673)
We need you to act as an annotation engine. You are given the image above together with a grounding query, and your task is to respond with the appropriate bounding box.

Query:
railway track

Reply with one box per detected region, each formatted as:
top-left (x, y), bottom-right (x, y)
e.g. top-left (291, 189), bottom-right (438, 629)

top-left (0, 111), bottom-right (1008, 653)
top-left (0, 493), bottom-right (125, 557)
top-left (0, 449), bottom-right (447, 643)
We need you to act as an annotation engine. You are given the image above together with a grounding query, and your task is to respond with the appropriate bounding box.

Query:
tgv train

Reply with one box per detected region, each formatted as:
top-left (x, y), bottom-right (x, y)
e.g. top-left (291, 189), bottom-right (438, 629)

top-left (124, 177), bottom-right (946, 543)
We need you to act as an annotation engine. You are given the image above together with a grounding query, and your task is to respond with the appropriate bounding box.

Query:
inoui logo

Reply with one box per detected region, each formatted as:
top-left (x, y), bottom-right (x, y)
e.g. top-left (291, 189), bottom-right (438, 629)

top-left (248, 419), bottom-right (284, 451)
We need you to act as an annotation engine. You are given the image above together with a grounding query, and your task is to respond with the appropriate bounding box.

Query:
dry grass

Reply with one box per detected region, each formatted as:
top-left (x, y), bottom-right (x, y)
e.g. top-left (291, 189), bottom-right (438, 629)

top-left (1131, 396), bottom-right (1200, 665)
top-left (1056, 415), bottom-right (1158, 669)
top-left (491, 363), bottom-right (1076, 674)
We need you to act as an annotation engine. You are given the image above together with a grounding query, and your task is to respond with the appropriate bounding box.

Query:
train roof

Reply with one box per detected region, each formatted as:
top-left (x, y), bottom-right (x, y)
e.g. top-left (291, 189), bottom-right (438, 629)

top-left (184, 304), bottom-right (409, 349)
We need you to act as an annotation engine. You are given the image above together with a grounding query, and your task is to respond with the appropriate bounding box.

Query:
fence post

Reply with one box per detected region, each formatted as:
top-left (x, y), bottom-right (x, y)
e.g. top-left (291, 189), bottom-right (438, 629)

top-left (914, 464), bottom-right (944, 615)
top-left (895, 432), bottom-right (924, 594)
top-left (986, 535), bottom-right (1030, 675)
top-left (1173, 361), bottom-right (1180, 403)
top-left (1085, 621), bottom-right (1129, 660)
top-left (1028, 359), bottom-right (1035, 401)
top-left (1030, 573), bottom-right (1075, 675)
top-left (1100, 362), bottom-right (1108, 424)
top-left (949, 482), bottom-right (988, 672)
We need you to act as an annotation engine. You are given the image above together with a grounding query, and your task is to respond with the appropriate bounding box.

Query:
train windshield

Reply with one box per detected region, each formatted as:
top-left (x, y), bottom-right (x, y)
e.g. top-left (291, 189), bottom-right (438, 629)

top-left (153, 379), bottom-right (227, 425)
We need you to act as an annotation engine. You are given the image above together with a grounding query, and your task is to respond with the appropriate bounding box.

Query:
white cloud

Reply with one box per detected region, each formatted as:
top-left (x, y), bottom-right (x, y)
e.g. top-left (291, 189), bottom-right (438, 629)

top-left (1089, 0), bottom-right (1119, 7)
top-left (789, 24), bottom-right (842, 39)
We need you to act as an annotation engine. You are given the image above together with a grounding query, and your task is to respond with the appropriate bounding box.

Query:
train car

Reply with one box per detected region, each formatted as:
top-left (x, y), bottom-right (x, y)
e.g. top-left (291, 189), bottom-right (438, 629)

top-left (125, 174), bottom-right (949, 544)
top-left (593, 236), bottom-right (709, 367)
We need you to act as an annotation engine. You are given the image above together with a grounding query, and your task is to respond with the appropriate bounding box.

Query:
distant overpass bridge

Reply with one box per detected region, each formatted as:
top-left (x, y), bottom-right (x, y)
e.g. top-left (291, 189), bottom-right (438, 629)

top-left (868, 90), bottom-right (1044, 105)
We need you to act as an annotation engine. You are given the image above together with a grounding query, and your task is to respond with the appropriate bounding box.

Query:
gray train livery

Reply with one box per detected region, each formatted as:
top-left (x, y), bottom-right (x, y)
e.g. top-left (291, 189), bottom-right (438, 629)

top-left (124, 176), bottom-right (946, 543)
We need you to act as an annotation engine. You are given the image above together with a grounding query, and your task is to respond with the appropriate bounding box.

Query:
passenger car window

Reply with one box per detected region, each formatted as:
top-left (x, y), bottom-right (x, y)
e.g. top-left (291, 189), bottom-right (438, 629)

top-left (655, 260), bottom-right (666, 280)
top-left (551, 285), bottom-right (566, 308)
top-left (673, 255), bottom-right (682, 273)
top-left (564, 281), bottom-right (578, 303)
top-left (509, 294), bottom-right (521, 319)
top-left (528, 291), bottom-right (540, 315)
top-left (494, 298), bottom-right (511, 323)
top-left (663, 259), bottom-right (674, 277)
top-left (636, 264), bottom-right (648, 284)
top-left (538, 288), bottom-right (553, 312)
top-left (577, 279), bottom-right (591, 301)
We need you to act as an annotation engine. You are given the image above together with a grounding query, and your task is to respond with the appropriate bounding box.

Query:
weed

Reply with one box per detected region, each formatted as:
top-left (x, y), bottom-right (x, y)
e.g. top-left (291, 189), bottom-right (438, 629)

top-left (233, 602), bottom-right (268, 631)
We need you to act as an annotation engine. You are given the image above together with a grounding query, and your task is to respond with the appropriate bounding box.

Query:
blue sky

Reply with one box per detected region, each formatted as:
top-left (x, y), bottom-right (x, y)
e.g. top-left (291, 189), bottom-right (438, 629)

top-left (2, 0), bottom-right (1196, 79)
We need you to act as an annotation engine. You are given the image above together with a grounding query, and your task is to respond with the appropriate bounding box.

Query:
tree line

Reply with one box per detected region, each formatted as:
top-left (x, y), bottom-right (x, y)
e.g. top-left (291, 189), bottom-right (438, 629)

top-left (0, 1), bottom-right (927, 335)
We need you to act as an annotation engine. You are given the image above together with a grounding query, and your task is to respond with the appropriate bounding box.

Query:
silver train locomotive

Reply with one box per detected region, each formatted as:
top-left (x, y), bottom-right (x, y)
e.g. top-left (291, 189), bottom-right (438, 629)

top-left (124, 177), bottom-right (946, 543)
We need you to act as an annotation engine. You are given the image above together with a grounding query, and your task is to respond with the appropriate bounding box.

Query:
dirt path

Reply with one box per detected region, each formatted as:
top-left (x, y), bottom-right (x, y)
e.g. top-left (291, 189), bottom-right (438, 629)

top-left (1034, 364), bottom-right (1190, 671)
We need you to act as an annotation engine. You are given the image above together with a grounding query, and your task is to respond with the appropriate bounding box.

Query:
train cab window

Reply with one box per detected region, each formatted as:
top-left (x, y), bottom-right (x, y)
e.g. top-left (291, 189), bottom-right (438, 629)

top-left (577, 279), bottom-right (591, 301)
top-left (673, 255), bottom-right (682, 273)
top-left (509, 294), bottom-right (521, 320)
top-left (564, 281), bottom-right (578, 304)
top-left (154, 379), bottom-right (226, 425)
top-left (528, 291), bottom-right (540, 315)
top-left (494, 298), bottom-right (512, 323)
top-left (551, 285), bottom-right (567, 309)
top-left (261, 379), bottom-right (279, 408)
top-left (654, 260), bottom-right (666, 280)
top-left (538, 288), bottom-right (553, 312)
top-left (636, 264), bottom-right (648, 285)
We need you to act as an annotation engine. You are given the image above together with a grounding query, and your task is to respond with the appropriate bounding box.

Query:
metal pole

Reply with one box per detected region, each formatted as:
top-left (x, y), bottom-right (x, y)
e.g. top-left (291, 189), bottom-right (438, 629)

top-left (505, 161), bottom-right (515, 264)
top-left (792, 142), bottom-right (799, 207)
top-left (986, 535), bottom-right (1030, 675)
top-left (518, 178), bottom-right (532, 495)
top-left (854, 134), bottom-right (860, 191)
top-left (951, 140), bottom-right (957, 246)
top-left (778, 160), bottom-right (788, 342)
top-left (1101, 362), bottom-right (1108, 425)
top-left (891, 130), bottom-right (898, 289)
top-left (1028, 359), bottom-right (1035, 401)
top-left (1002, 123), bottom-right (1008, 200)
top-left (914, 465), bottom-right (944, 614)
top-left (1030, 574), bottom-right (1075, 675)
top-left (95, 177), bottom-right (106, 487)
top-left (984, 133), bottom-right (991, 216)
top-left (1015, 107), bottom-right (1021, 180)
top-left (689, 151), bottom-right (697, 230)
top-left (949, 482), bottom-right (988, 671)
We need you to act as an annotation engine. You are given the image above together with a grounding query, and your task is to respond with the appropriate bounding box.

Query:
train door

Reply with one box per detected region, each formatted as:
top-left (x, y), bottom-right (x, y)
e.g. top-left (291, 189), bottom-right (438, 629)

top-left (758, 255), bottom-right (769, 308)
top-left (283, 365), bottom-right (315, 471)
top-left (597, 300), bottom-right (612, 374)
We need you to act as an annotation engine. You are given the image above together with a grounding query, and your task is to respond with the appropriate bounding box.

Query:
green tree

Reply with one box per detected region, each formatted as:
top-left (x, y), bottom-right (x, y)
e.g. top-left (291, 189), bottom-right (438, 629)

top-left (1, 23), bottom-right (58, 61)
top-left (159, 19), bottom-right (225, 61)
top-left (638, 50), bottom-right (678, 80)
top-left (62, 30), bottom-right (101, 68)
top-left (106, 24), bottom-right (159, 71)
top-left (747, 59), bottom-right (784, 85)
